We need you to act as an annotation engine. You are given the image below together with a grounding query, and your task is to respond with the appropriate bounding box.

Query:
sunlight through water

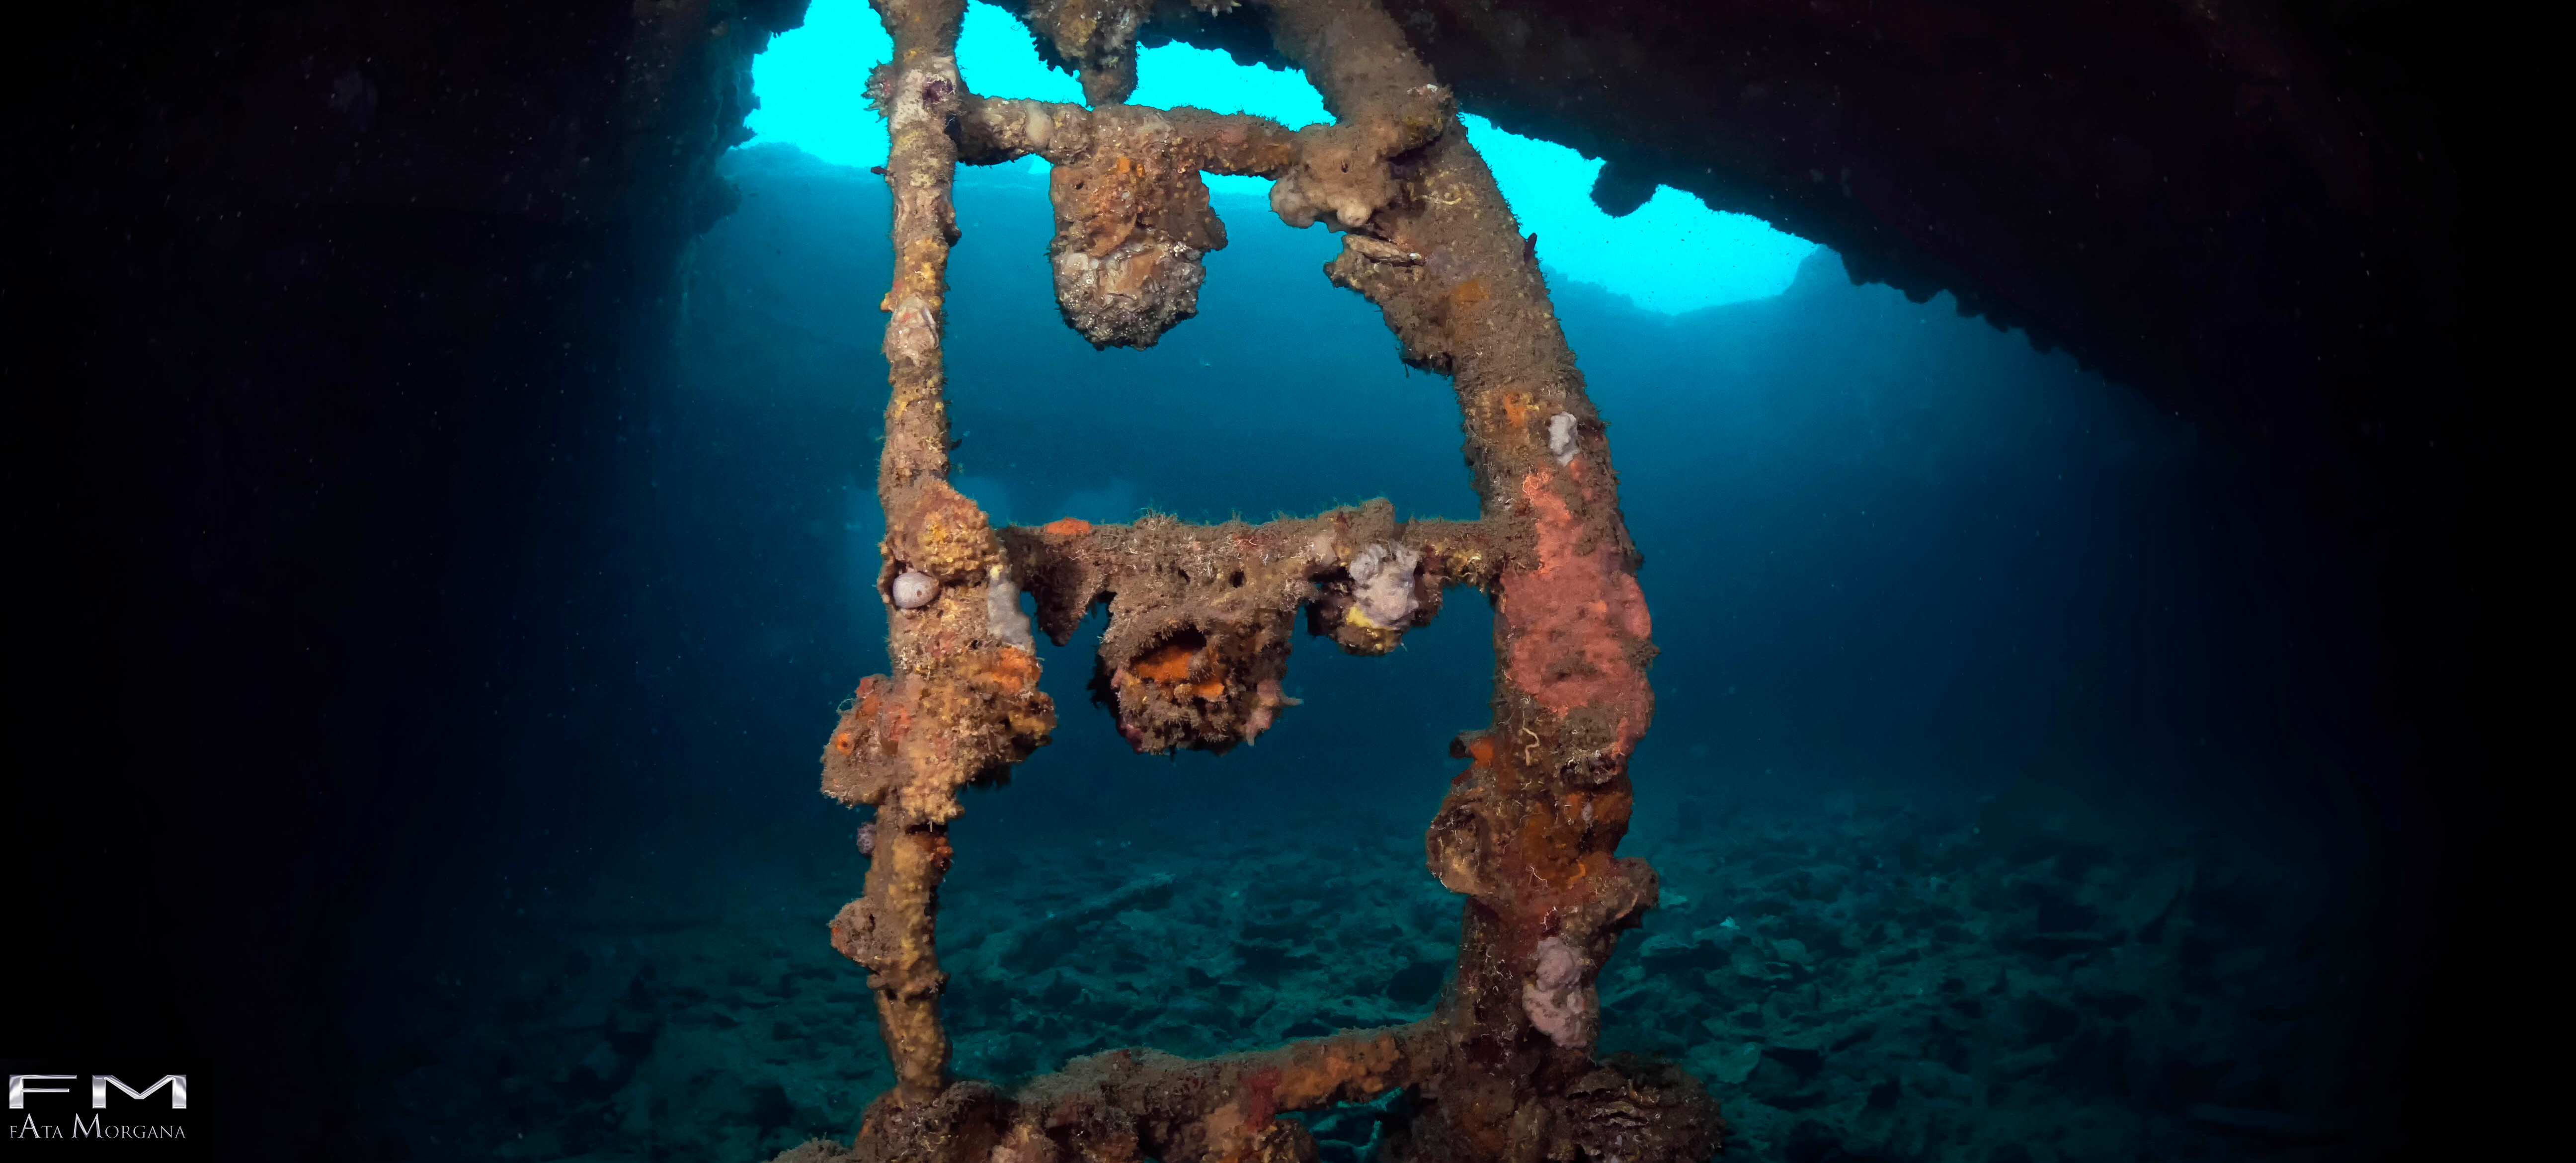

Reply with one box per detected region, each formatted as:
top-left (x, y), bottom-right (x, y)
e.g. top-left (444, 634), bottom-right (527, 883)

top-left (743, 0), bottom-right (1820, 313)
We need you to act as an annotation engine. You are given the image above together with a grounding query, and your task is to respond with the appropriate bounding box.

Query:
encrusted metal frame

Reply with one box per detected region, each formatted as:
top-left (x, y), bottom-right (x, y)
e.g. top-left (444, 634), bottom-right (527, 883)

top-left (806, 1), bottom-right (1721, 1159)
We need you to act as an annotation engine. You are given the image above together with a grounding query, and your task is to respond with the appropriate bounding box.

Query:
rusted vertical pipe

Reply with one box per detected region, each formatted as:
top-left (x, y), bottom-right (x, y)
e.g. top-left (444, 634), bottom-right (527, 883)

top-left (1258, 1), bottom-right (1664, 1155)
top-left (874, 0), bottom-right (964, 499)
top-left (838, 0), bottom-right (1056, 1114)
top-left (863, 0), bottom-right (971, 1107)
top-left (822, 0), bottom-right (1057, 1114)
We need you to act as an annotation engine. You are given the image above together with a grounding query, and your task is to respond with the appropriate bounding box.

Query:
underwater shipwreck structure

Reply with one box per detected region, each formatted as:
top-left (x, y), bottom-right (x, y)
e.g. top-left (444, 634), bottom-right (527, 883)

top-left (803, 0), bottom-right (1717, 1158)
top-left (11, 0), bottom-right (2491, 1153)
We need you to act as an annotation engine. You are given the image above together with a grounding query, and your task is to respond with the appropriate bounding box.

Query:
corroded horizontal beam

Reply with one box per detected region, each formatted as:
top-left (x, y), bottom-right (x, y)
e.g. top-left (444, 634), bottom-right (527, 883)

top-left (843, 1022), bottom-right (1445, 1163)
top-left (959, 96), bottom-right (1301, 176)
top-left (957, 88), bottom-right (1447, 349)
top-left (997, 503), bottom-right (1503, 753)
top-left (999, 504), bottom-right (1505, 644)
top-left (996, 1023), bottom-right (1447, 1162)
top-left (832, 1019), bottom-right (1719, 1163)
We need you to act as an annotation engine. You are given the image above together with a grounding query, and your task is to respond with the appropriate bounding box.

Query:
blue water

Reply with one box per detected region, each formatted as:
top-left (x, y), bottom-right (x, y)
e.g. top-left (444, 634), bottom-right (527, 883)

top-left (359, 137), bottom-right (2359, 1162)
top-left (745, 0), bottom-right (1819, 313)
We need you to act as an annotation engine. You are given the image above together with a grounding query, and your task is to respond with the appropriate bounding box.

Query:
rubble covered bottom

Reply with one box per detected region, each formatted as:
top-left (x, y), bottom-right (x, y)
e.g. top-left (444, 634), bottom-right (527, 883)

top-left (375, 777), bottom-right (2339, 1163)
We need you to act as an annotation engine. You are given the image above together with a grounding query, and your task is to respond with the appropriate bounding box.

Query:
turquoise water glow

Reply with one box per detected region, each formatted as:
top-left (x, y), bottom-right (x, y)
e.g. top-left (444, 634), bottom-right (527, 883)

top-left (742, 0), bottom-right (1819, 314)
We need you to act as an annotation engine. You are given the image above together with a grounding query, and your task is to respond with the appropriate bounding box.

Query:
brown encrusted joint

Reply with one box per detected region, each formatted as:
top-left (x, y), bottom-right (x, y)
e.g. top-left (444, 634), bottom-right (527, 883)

top-left (1006, 1024), bottom-right (1439, 1162)
top-left (797, 1025), bottom-right (1445, 1163)
top-left (886, 479), bottom-right (1005, 584)
top-left (821, 654), bottom-right (1051, 814)
top-left (1046, 134), bottom-right (1226, 348)
top-left (829, 894), bottom-right (954, 1001)
top-left (955, 86), bottom-right (1449, 347)
top-left (1268, 84), bottom-right (1454, 233)
top-left (961, 98), bottom-right (1301, 177)
top-left (1096, 611), bottom-right (1297, 754)
top-left (997, 505), bottom-right (1504, 751)
top-left (1551, 1056), bottom-right (1728, 1163)
top-left (851, 1078), bottom-right (1006, 1163)
top-left (958, 99), bottom-right (1301, 347)
top-left (1384, 1054), bottom-right (1724, 1163)
top-left (1024, 0), bottom-right (1151, 106)
top-left (822, 674), bottom-right (916, 807)
top-left (1001, 505), bottom-right (1502, 645)
top-left (957, 67), bottom-right (1449, 233)
top-left (1425, 741), bottom-right (1658, 930)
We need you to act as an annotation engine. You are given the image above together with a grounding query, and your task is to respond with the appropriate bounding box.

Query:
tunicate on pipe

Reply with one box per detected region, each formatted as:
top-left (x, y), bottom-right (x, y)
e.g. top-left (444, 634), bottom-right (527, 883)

top-left (1349, 542), bottom-right (1422, 628)
top-left (1548, 412), bottom-right (1580, 465)
top-left (891, 570), bottom-right (939, 610)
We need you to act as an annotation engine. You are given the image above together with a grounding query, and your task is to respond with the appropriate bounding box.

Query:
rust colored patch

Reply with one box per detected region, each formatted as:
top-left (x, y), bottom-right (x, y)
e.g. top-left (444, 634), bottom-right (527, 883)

top-left (898, 482), bottom-right (1002, 579)
top-left (1515, 799), bottom-right (1585, 884)
top-left (852, 675), bottom-right (917, 752)
top-left (879, 692), bottom-right (916, 747)
top-left (1500, 470), bottom-right (1653, 755)
top-left (1242, 1066), bottom-right (1282, 1124)
top-left (1449, 278), bottom-right (1490, 309)
top-left (977, 648), bottom-right (1042, 694)
top-left (832, 682), bottom-right (882, 756)
top-left (1040, 517), bottom-right (1094, 536)
top-left (1120, 637), bottom-right (1229, 702)
top-left (1131, 641), bottom-right (1198, 683)
top-left (1590, 786), bottom-right (1635, 832)
top-left (1467, 736), bottom-right (1496, 766)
